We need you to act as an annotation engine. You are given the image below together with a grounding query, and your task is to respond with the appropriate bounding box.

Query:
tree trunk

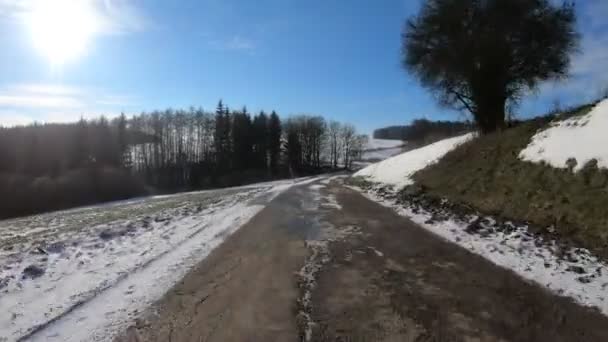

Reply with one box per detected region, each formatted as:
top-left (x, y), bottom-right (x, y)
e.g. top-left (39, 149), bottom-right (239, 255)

top-left (475, 95), bottom-right (506, 134)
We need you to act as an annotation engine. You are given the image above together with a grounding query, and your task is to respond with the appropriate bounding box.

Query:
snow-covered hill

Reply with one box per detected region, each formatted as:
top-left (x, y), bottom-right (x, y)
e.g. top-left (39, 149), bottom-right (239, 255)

top-left (520, 99), bottom-right (608, 171)
top-left (355, 133), bottom-right (474, 188)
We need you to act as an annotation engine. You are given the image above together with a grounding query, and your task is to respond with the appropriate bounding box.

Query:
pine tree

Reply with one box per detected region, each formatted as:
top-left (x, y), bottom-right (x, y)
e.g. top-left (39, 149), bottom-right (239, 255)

top-left (117, 113), bottom-right (129, 168)
top-left (231, 109), bottom-right (253, 170)
top-left (252, 111), bottom-right (269, 169)
top-left (268, 111), bottom-right (282, 174)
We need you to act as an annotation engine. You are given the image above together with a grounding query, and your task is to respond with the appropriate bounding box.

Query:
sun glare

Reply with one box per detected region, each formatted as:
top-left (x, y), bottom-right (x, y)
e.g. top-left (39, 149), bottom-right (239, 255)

top-left (26, 0), bottom-right (99, 66)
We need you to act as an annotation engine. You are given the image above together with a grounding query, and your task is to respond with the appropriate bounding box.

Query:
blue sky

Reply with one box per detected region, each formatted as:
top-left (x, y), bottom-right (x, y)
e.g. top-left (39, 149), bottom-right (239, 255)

top-left (0, 0), bottom-right (606, 133)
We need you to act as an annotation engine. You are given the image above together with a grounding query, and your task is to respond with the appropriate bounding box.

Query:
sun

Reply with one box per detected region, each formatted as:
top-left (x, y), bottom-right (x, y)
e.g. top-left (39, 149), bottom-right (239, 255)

top-left (26, 0), bottom-right (99, 66)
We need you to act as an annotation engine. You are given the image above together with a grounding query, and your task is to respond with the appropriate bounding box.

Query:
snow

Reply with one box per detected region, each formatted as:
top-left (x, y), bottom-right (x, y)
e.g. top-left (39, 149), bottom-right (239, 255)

top-left (296, 180), bottom-right (359, 341)
top-left (520, 99), bottom-right (608, 171)
top-left (360, 147), bottom-right (405, 162)
top-left (353, 186), bottom-right (608, 317)
top-left (354, 133), bottom-right (474, 189)
top-left (360, 138), bottom-right (406, 162)
top-left (0, 177), bottom-right (318, 342)
top-left (365, 138), bottom-right (404, 150)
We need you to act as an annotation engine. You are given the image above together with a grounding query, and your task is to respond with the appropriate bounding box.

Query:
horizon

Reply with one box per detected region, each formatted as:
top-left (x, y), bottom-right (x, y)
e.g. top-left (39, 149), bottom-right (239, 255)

top-left (0, 0), bottom-right (607, 134)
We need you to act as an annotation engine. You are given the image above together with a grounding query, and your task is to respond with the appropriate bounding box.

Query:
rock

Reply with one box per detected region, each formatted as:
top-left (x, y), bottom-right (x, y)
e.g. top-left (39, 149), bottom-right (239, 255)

top-left (32, 247), bottom-right (48, 255)
top-left (466, 218), bottom-right (483, 234)
top-left (99, 230), bottom-right (115, 241)
top-left (402, 184), bottom-right (425, 197)
top-left (577, 276), bottom-right (593, 284)
top-left (46, 242), bottom-right (65, 254)
top-left (566, 266), bottom-right (586, 274)
top-left (22, 265), bottom-right (45, 279)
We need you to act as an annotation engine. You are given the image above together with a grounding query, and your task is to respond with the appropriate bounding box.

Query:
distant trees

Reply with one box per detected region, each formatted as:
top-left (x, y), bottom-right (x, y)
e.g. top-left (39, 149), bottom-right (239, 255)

top-left (328, 121), bottom-right (341, 169)
top-left (402, 0), bottom-right (579, 133)
top-left (268, 111), bottom-right (282, 174)
top-left (374, 119), bottom-right (473, 143)
top-left (0, 100), bottom-right (365, 218)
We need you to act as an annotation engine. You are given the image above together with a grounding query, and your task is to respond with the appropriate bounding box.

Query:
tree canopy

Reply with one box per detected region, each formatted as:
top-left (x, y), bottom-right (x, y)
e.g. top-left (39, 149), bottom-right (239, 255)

top-left (402, 0), bottom-right (579, 133)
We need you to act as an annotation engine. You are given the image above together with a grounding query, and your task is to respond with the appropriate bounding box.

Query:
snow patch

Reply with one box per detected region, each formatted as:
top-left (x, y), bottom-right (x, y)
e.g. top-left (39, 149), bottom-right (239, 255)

top-left (520, 99), bottom-right (608, 171)
top-left (320, 194), bottom-right (342, 210)
top-left (296, 180), bottom-right (356, 341)
top-left (354, 133), bottom-right (474, 189)
top-left (0, 178), bottom-right (312, 342)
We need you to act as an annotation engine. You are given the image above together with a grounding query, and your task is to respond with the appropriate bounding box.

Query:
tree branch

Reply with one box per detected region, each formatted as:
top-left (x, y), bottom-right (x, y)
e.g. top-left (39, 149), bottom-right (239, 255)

top-left (448, 88), bottom-right (476, 115)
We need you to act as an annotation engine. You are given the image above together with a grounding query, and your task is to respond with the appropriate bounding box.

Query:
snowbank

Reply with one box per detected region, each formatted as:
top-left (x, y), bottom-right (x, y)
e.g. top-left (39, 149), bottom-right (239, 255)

top-left (520, 99), bottom-right (608, 171)
top-left (354, 133), bottom-right (474, 189)
top-left (354, 187), bottom-right (608, 317)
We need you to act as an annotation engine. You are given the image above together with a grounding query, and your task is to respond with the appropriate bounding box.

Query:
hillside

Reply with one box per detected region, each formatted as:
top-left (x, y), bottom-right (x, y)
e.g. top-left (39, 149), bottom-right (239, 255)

top-left (413, 101), bottom-right (608, 257)
top-left (355, 133), bottom-right (473, 187)
top-left (350, 100), bottom-right (608, 315)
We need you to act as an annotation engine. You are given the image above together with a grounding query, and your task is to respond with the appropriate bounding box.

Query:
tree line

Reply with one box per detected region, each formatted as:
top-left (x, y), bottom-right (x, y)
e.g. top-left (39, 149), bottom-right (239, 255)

top-left (128, 101), bottom-right (366, 189)
top-left (373, 119), bottom-right (473, 143)
top-left (0, 101), bottom-right (365, 218)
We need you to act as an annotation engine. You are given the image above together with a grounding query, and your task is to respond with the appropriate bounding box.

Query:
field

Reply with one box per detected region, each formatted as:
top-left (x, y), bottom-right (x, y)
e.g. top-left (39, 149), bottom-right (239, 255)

top-left (0, 178), bottom-right (314, 341)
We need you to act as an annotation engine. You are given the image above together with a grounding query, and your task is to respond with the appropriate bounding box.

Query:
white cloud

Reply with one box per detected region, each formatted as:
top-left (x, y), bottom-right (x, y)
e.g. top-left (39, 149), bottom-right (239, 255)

top-left (0, 83), bottom-right (137, 126)
top-left (0, 94), bottom-right (84, 109)
top-left (525, 1), bottom-right (608, 109)
top-left (11, 83), bottom-right (82, 96)
top-left (0, 110), bottom-right (38, 127)
top-left (210, 35), bottom-right (257, 52)
top-left (0, 84), bottom-right (86, 109)
top-left (95, 94), bottom-right (136, 106)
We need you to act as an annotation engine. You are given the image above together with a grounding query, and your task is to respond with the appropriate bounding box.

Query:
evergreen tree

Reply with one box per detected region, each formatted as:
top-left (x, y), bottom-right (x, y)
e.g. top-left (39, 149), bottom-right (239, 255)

top-left (231, 109), bottom-right (253, 170)
top-left (117, 113), bottom-right (128, 167)
top-left (214, 100), bottom-right (231, 171)
top-left (68, 117), bottom-right (89, 169)
top-left (268, 111), bottom-right (282, 174)
top-left (252, 111), bottom-right (269, 169)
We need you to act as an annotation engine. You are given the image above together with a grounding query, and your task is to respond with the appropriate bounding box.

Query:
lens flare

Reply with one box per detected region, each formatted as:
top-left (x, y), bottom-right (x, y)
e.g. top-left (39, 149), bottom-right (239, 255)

top-left (26, 0), bottom-right (99, 66)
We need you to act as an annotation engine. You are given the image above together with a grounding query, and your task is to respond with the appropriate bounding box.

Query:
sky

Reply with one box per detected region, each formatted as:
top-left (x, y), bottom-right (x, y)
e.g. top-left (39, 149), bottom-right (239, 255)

top-left (0, 0), bottom-right (606, 133)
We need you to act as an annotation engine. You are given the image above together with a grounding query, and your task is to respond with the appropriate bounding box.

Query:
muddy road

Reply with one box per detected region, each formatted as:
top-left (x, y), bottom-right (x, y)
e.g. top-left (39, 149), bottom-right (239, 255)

top-left (120, 177), bottom-right (608, 342)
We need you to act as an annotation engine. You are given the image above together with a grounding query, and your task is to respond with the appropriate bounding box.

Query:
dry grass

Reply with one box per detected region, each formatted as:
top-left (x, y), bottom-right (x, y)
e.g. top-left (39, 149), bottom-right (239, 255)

top-left (413, 104), bottom-right (608, 257)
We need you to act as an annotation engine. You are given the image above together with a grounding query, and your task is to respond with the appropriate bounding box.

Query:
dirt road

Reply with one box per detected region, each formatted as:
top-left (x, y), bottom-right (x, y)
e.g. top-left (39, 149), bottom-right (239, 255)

top-left (120, 177), bottom-right (608, 341)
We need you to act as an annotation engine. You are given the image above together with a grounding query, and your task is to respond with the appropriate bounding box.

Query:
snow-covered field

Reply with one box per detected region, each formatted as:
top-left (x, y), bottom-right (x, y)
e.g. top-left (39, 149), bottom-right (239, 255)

top-left (359, 138), bottom-right (406, 162)
top-left (365, 138), bottom-right (404, 150)
top-left (520, 99), bottom-right (608, 171)
top-left (0, 178), bottom-right (316, 342)
top-left (355, 133), bottom-right (473, 188)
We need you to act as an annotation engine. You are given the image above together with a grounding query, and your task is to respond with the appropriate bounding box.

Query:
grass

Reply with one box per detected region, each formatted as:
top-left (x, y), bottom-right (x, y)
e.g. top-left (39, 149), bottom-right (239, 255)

top-left (412, 103), bottom-right (608, 258)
